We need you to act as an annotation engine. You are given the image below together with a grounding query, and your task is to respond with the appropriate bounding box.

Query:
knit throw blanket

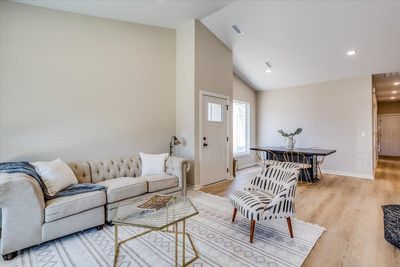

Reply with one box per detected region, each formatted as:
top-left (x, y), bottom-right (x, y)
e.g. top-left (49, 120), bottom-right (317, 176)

top-left (0, 161), bottom-right (105, 200)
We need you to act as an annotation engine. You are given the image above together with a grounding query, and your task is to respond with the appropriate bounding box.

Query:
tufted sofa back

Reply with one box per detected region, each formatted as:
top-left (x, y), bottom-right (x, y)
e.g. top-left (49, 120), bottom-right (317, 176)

top-left (88, 156), bottom-right (142, 183)
top-left (67, 161), bottom-right (92, 184)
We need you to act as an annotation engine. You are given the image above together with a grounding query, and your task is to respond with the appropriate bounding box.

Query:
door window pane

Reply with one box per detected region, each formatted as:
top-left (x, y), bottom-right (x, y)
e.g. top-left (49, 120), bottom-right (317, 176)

top-left (233, 101), bottom-right (249, 155)
top-left (208, 103), bottom-right (222, 122)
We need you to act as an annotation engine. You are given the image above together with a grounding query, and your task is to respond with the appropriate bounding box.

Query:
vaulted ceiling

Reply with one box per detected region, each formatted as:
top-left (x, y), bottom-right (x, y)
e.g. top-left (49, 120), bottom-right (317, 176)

top-left (202, 1), bottom-right (400, 90)
top-left (14, 0), bottom-right (400, 91)
top-left (14, 0), bottom-right (234, 29)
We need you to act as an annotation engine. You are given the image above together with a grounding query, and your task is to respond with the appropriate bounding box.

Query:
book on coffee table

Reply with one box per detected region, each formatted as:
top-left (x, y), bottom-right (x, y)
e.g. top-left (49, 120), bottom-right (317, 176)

top-left (137, 195), bottom-right (174, 211)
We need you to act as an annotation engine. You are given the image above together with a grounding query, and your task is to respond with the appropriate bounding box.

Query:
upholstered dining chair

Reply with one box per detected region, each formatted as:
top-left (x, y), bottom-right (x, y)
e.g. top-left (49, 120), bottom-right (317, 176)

top-left (256, 150), bottom-right (280, 167)
top-left (316, 156), bottom-right (325, 179)
top-left (283, 151), bottom-right (312, 184)
top-left (230, 162), bottom-right (300, 243)
top-left (310, 147), bottom-right (325, 179)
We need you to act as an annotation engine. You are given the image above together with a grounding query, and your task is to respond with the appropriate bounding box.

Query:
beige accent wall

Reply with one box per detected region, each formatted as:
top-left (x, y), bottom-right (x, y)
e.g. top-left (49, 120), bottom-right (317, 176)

top-left (0, 1), bottom-right (176, 161)
top-left (233, 75), bottom-right (257, 169)
top-left (378, 101), bottom-right (400, 114)
top-left (175, 20), bottom-right (233, 187)
top-left (176, 20), bottom-right (196, 182)
top-left (257, 76), bottom-right (374, 179)
top-left (194, 20), bottom-right (233, 187)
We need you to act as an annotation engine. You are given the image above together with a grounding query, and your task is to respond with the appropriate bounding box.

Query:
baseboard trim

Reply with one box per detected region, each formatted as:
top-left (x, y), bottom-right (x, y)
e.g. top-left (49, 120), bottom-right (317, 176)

top-left (237, 162), bottom-right (258, 170)
top-left (322, 169), bottom-right (374, 180)
top-left (187, 184), bottom-right (203, 191)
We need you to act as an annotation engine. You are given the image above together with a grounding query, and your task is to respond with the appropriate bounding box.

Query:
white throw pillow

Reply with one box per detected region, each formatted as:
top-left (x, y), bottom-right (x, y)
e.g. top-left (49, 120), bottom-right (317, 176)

top-left (140, 153), bottom-right (169, 176)
top-left (32, 158), bottom-right (78, 196)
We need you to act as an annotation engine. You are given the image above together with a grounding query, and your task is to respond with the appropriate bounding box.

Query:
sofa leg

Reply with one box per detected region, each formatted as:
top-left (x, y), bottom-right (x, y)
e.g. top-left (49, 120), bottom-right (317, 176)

top-left (232, 208), bottom-right (238, 222)
top-left (96, 224), bottom-right (104, 230)
top-left (2, 251), bottom-right (18, 261)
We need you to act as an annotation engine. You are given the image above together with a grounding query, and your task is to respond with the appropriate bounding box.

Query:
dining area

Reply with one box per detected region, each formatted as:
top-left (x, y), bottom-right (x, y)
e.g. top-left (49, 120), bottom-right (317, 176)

top-left (251, 146), bottom-right (336, 183)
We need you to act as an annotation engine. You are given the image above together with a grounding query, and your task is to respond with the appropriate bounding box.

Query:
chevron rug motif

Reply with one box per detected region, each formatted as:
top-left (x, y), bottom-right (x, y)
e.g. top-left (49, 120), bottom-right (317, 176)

top-left (1, 191), bottom-right (325, 267)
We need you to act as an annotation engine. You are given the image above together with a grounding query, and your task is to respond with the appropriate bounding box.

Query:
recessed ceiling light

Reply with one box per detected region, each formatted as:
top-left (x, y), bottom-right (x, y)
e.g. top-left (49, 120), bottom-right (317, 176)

top-left (266, 69), bottom-right (272, 73)
top-left (394, 81), bottom-right (400, 86)
top-left (392, 90), bottom-right (398, 94)
top-left (346, 49), bottom-right (358, 56)
top-left (390, 96), bottom-right (396, 100)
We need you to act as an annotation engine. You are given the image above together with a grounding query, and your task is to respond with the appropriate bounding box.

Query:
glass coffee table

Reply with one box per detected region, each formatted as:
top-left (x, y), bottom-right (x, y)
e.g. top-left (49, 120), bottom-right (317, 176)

top-left (112, 196), bottom-right (199, 267)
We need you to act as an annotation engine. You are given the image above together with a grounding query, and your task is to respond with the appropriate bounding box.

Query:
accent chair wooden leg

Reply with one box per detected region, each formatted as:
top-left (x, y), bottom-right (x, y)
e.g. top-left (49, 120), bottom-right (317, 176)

top-left (250, 219), bottom-right (256, 243)
top-left (2, 251), bottom-right (18, 261)
top-left (232, 208), bottom-right (238, 222)
top-left (96, 224), bottom-right (104, 230)
top-left (286, 217), bottom-right (294, 238)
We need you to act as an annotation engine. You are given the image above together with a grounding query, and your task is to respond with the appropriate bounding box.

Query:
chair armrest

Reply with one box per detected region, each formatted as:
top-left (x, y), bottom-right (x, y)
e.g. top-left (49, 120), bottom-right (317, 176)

top-left (0, 173), bottom-right (45, 255)
top-left (166, 156), bottom-right (190, 196)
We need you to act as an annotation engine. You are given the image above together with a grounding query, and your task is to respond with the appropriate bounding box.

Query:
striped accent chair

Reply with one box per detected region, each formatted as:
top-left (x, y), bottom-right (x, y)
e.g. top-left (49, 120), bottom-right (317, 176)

top-left (230, 162), bottom-right (300, 243)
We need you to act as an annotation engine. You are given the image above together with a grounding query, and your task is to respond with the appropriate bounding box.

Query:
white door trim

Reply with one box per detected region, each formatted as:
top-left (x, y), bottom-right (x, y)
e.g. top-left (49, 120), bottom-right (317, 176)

top-left (199, 90), bottom-right (231, 187)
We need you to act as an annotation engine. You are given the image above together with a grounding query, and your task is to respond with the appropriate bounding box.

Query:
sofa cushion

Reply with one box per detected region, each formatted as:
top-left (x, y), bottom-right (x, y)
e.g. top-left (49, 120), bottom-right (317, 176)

top-left (45, 190), bottom-right (106, 222)
top-left (97, 177), bottom-right (147, 203)
top-left (68, 161), bottom-right (91, 183)
top-left (140, 153), bottom-right (168, 176)
top-left (142, 175), bottom-right (179, 192)
top-left (89, 156), bottom-right (141, 183)
top-left (33, 159), bottom-right (78, 197)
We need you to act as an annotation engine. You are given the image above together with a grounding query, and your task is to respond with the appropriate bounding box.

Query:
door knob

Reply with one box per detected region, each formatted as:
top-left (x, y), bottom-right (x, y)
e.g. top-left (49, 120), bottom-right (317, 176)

top-left (203, 143), bottom-right (208, 147)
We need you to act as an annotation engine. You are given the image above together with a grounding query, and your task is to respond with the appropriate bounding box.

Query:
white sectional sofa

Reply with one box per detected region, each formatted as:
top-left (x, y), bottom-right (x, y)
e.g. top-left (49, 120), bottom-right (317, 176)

top-left (0, 155), bottom-right (189, 260)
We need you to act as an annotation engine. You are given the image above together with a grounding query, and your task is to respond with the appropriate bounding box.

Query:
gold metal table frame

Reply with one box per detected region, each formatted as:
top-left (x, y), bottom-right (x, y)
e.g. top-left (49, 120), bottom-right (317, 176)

top-left (113, 215), bottom-right (199, 267)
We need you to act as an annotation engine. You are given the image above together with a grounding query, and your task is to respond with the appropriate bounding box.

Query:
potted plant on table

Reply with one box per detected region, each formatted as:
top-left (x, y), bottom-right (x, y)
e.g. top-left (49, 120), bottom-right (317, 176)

top-left (278, 128), bottom-right (302, 150)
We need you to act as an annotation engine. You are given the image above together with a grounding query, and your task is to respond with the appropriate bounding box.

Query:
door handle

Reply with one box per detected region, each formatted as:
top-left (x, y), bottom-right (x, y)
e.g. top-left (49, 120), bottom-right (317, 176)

top-left (203, 143), bottom-right (208, 147)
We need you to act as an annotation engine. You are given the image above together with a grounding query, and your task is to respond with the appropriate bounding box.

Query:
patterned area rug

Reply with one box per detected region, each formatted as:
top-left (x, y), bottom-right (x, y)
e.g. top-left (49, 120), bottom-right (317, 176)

top-left (1, 191), bottom-right (325, 267)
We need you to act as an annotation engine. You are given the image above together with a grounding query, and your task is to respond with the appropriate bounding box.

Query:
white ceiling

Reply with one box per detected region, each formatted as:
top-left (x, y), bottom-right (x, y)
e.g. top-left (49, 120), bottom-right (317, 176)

top-left (202, 1), bottom-right (400, 90)
top-left (14, 0), bottom-right (233, 29)
top-left (14, 0), bottom-right (400, 91)
top-left (373, 73), bottom-right (400, 102)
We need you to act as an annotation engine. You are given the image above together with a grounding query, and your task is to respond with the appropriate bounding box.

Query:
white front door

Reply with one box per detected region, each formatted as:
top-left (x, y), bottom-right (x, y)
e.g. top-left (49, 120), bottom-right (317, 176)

top-left (379, 115), bottom-right (400, 157)
top-left (201, 95), bottom-right (228, 185)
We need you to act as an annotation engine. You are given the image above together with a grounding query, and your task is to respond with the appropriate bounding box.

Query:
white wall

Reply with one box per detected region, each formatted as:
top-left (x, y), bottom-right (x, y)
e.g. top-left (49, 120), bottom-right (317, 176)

top-left (257, 76), bottom-right (374, 179)
top-left (0, 1), bottom-right (176, 161)
top-left (233, 74), bottom-right (257, 169)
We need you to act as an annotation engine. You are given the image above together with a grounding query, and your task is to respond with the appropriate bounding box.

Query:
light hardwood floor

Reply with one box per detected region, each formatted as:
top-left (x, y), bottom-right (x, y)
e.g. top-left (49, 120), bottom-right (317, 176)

top-left (201, 157), bottom-right (400, 267)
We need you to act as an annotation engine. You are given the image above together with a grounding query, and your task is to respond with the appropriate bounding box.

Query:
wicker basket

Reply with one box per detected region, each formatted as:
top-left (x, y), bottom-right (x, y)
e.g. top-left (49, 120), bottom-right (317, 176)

top-left (382, 205), bottom-right (400, 248)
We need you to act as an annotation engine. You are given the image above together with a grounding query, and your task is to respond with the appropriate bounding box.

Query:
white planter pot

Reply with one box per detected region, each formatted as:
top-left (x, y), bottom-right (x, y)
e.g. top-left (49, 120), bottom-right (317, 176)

top-left (286, 137), bottom-right (296, 150)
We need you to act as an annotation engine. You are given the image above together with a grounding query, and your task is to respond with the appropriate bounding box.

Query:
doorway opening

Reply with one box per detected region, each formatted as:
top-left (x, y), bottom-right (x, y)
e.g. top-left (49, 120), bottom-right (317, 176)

top-left (373, 73), bottom-right (400, 159)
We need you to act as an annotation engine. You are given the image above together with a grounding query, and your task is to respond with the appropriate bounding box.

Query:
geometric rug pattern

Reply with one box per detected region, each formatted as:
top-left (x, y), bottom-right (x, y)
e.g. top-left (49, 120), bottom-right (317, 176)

top-left (1, 191), bottom-right (325, 267)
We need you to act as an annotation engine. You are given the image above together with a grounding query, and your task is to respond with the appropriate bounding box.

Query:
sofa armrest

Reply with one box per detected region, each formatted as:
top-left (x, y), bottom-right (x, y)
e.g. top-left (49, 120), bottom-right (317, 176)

top-left (0, 173), bottom-right (45, 255)
top-left (166, 156), bottom-right (190, 196)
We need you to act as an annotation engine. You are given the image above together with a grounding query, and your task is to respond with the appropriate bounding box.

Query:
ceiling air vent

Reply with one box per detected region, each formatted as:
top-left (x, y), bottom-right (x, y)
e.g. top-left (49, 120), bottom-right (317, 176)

top-left (232, 25), bottom-right (243, 35)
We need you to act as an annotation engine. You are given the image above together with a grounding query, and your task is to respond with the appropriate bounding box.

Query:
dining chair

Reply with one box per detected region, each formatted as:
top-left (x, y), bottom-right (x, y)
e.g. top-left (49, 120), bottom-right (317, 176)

top-left (310, 147), bottom-right (325, 179)
top-left (230, 162), bottom-right (300, 243)
top-left (256, 150), bottom-right (280, 167)
top-left (283, 151), bottom-right (312, 183)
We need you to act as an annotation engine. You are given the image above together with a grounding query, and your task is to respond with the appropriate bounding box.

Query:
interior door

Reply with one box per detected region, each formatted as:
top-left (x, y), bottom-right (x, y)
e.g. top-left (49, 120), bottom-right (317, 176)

top-left (201, 95), bottom-right (228, 185)
top-left (379, 115), bottom-right (400, 157)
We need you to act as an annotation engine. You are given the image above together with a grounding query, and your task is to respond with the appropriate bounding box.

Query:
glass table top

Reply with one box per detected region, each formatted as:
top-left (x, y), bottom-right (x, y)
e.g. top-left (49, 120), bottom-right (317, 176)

top-left (111, 196), bottom-right (198, 230)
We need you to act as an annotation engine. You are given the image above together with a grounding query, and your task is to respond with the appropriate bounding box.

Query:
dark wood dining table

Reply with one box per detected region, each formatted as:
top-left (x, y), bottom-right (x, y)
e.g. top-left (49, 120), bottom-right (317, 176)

top-left (250, 146), bottom-right (336, 183)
